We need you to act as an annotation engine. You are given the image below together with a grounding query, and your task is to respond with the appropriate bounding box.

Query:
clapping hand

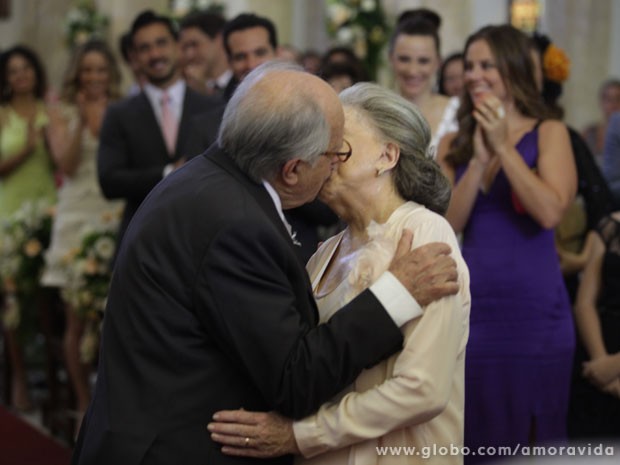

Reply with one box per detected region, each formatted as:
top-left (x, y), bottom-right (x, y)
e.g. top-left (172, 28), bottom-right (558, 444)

top-left (472, 94), bottom-right (509, 156)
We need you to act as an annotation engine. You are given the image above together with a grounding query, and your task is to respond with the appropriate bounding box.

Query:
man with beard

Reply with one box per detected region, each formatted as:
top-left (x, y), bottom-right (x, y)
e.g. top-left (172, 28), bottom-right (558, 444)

top-left (97, 10), bottom-right (219, 248)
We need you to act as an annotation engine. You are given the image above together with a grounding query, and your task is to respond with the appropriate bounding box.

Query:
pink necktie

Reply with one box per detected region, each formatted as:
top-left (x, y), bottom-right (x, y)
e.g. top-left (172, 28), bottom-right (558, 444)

top-left (161, 91), bottom-right (177, 155)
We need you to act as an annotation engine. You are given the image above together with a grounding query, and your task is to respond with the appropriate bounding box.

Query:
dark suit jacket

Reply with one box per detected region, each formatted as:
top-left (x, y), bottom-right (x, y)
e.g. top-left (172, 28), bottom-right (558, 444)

top-left (186, 104), bottom-right (226, 157)
top-left (72, 145), bottom-right (403, 465)
top-left (97, 86), bottom-right (220, 247)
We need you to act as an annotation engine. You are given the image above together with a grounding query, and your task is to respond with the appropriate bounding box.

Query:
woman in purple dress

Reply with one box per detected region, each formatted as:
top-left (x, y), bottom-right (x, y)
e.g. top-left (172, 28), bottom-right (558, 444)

top-left (437, 25), bottom-right (577, 462)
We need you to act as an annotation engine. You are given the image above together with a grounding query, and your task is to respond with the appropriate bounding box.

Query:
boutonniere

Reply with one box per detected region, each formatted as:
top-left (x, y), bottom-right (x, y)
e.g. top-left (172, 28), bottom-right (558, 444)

top-left (291, 231), bottom-right (302, 247)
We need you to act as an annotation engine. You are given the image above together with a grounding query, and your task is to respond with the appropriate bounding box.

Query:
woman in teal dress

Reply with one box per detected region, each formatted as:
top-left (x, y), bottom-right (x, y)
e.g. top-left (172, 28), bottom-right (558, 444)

top-left (0, 45), bottom-right (56, 410)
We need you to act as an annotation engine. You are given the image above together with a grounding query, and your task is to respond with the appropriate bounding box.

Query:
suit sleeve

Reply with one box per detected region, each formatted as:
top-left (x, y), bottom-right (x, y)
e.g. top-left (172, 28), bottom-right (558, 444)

top-left (97, 104), bottom-right (164, 202)
top-left (292, 217), bottom-right (470, 457)
top-left (193, 217), bottom-right (404, 419)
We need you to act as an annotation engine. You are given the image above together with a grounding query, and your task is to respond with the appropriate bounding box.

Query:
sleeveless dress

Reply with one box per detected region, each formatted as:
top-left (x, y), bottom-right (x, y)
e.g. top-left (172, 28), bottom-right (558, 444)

top-left (293, 202), bottom-right (470, 465)
top-left (0, 104), bottom-right (56, 216)
top-left (457, 125), bottom-right (575, 463)
top-left (568, 214), bottom-right (620, 437)
top-left (41, 104), bottom-right (124, 287)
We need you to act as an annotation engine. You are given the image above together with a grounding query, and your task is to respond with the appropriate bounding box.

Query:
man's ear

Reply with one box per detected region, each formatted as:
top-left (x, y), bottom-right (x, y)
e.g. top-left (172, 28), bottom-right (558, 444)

top-left (279, 158), bottom-right (301, 186)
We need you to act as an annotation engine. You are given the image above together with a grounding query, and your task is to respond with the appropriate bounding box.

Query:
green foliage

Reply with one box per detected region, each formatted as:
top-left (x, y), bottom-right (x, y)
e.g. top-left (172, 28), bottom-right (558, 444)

top-left (325, 0), bottom-right (390, 81)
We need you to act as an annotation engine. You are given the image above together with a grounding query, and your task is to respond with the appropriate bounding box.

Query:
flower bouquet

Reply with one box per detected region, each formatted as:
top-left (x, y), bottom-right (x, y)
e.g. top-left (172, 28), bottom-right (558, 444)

top-left (0, 200), bottom-right (54, 330)
top-left (326, 0), bottom-right (390, 81)
top-left (62, 220), bottom-right (118, 363)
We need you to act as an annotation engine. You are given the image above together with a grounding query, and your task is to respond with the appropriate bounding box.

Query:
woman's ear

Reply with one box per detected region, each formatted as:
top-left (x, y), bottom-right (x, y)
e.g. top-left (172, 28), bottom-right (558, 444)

top-left (377, 142), bottom-right (400, 175)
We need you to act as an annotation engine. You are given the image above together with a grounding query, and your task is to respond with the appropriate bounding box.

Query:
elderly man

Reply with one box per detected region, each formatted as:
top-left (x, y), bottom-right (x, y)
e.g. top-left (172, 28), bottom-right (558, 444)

top-left (72, 62), bottom-right (458, 465)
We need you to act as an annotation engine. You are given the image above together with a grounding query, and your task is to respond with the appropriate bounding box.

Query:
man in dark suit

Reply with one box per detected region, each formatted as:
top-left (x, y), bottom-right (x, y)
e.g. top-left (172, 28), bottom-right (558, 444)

top-left (97, 10), bottom-right (220, 248)
top-left (72, 62), bottom-right (458, 465)
top-left (179, 11), bottom-right (232, 97)
top-left (186, 13), bottom-right (279, 154)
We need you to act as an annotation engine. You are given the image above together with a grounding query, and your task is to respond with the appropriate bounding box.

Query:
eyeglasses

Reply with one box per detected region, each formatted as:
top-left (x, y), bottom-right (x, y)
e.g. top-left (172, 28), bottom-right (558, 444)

top-left (322, 139), bottom-right (352, 163)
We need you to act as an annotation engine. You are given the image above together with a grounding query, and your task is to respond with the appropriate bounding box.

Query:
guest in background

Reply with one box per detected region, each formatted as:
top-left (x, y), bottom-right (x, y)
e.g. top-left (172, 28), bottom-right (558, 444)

top-left (277, 44), bottom-right (300, 63)
top-left (118, 31), bottom-right (146, 96)
top-left (319, 60), bottom-right (365, 93)
top-left (209, 83), bottom-right (470, 465)
top-left (179, 10), bottom-right (231, 97)
top-left (437, 25), bottom-right (576, 462)
top-left (300, 49), bottom-right (322, 75)
top-left (97, 10), bottom-right (218, 250)
top-left (581, 79), bottom-right (620, 166)
top-left (389, 9), bottom-right (458, 153)
top-left (320, 46), bottom-right (368, 82)
top-left (0, 45), bottom-right (56, 411)
top-left (438, 52), bottom-right (464, 98)
top-left (530, 34), bottom-right (616, 302)
top-left (603, 112), bottom-right (620, 207)
top-left (186, 12), bottom-right (279, 156)
top-left (41, 40), bottom-right (124, 428)
top-left (568, 211), bottom-right (620, 438)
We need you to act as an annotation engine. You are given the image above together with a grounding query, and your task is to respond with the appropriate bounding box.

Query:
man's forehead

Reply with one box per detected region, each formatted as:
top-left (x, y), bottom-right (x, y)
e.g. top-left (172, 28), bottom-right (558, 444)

top-left (228, 27), bottom-right (272, 47)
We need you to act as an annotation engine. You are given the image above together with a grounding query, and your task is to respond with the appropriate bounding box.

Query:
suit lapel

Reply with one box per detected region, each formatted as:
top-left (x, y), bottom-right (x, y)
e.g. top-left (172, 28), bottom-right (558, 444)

top-left (135, 92), bottom-right (170, 162)
top-left (206, 145), bottom-right (319, 326)
top-left (206, 146), bottom-right (301, 256)
top-left (176, 87), bottom-right (194, 157)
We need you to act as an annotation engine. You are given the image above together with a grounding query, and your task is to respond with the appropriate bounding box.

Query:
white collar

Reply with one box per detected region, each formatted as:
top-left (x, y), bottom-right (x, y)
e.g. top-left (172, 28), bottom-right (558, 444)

top-left (262, 180), bottom-right (298, 244)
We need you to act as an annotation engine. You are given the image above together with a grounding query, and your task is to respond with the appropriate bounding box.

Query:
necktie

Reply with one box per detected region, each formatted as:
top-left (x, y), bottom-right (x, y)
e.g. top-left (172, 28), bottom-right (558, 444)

top-left (160, 91), bottom-right (177, 155)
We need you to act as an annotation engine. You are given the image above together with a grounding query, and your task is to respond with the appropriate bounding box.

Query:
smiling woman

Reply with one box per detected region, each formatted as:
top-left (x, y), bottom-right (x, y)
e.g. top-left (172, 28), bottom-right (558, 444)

top-left (388, 10), bottom-right (459, 154)
top-left (437, 25), bottom-right (577, 463)
top-left (41, 39), bottom-right (124, 434)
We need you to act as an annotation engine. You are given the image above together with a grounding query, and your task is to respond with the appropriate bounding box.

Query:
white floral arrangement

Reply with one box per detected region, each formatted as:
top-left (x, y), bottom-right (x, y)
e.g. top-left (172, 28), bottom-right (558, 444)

top-left (0, 200), bottom-right (54, 330)
top-left (61, 213), bottom-right (119, 362)
top-left (64, 0), bottom-right (109, 48)
top-left (325, 0), bottom-right (390, 80)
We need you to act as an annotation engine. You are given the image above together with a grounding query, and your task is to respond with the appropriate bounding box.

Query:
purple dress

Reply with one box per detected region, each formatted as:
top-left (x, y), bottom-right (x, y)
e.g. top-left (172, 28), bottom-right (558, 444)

top-left (457, 126), bottom-right (575, 463)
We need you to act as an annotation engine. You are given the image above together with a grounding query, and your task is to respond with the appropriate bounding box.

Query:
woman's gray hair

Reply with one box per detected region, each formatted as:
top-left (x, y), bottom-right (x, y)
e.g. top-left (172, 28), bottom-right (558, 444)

top-left (218, 61), bottom-right (331, 182)
top-left (339, 82), bottom-right (451, 214)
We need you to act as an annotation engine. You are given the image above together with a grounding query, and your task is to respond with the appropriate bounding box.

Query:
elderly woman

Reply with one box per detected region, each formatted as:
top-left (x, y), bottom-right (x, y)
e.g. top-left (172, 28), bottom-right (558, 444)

top-left (208, 83), bottom-right (471, 465)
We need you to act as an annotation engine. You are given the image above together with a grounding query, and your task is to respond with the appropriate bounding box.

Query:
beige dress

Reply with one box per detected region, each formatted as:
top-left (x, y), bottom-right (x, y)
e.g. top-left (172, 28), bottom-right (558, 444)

top-left (293, 202), bottom-right (470, 465)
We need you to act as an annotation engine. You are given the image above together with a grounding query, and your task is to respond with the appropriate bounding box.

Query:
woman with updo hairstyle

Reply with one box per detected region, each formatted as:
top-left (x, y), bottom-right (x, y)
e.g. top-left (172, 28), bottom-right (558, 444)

top-left (389, 8), bottom-right (459, 154)
top-left (42, 39), bottom-right (124, 431)
top-left (437, 25), bottom-right (576, 462)
top-left (208, 82), bottom-right (470, 465)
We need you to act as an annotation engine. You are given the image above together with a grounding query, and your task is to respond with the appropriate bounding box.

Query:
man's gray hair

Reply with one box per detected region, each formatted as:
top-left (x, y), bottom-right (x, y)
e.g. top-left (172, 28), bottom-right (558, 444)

top-left (218, 61), bottom-right (331, 182)
top-left (340, 83), bottom-right (451, 214)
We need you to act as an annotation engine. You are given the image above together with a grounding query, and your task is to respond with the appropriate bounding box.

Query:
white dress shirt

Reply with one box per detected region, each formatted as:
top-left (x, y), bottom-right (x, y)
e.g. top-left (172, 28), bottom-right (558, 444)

top-left (143, 79), bottom-right (186, 128)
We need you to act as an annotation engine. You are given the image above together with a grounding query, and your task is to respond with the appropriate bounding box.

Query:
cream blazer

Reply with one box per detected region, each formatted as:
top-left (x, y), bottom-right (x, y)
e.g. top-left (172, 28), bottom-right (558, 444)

top-left (293, 202), bottom-right (470, 465)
